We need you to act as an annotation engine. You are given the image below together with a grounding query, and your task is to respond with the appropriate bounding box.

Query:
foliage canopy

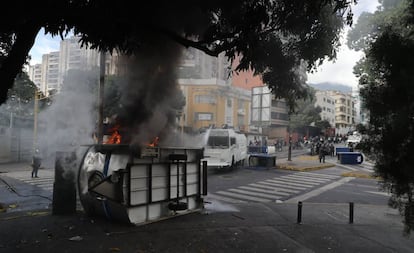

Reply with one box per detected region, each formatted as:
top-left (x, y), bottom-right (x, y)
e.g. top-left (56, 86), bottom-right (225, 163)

top-left (349, 0), bottom-right (414, 233)
top-left (0, 0), bottom-right (355, 108)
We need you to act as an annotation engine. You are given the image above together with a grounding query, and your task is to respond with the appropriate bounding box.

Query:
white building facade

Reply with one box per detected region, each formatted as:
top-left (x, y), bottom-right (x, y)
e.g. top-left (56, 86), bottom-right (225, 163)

top-left (59, 36), bottom-right (100, 86)
top-left (43, 52), bottom-right (60, 94)
top-left (315, 90), bottom-right (336, 128)
top-left (28, 64), bottom-right (44, 93)
top-left (28, 36), bottom-right (100, 96)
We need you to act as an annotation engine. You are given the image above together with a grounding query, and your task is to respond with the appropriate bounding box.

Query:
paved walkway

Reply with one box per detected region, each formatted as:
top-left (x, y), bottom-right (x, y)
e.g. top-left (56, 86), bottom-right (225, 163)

top-left (0, 201), bottom-right (413, 253)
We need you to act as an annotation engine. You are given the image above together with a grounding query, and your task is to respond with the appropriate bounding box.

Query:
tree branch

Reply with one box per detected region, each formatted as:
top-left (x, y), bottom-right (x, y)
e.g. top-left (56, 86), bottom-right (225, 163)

top-left (160, 28), bottom-right (231, 57)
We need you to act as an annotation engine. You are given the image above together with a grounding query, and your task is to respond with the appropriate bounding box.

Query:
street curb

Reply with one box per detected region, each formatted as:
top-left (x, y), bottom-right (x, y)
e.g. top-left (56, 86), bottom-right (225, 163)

top-left (0, 210), bottom-right (52, 221)
top-left (341, 171), bottom-right (380, 180)
top-left (276, 162), bottom-right (335, 172)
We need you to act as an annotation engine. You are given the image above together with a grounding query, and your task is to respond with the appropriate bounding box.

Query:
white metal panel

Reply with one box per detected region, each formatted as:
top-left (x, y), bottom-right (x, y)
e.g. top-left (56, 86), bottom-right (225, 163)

top-left (152, 188), bottom-right (168, 202)
top-left (130, 190), bottom-right (147, 205)
top-left (130, 165), bottom-right (148, 178)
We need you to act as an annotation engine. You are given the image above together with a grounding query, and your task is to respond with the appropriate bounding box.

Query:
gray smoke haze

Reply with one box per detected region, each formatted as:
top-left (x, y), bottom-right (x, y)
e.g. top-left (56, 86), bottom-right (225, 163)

top-left (37, 35), bottom-right (206, 170)
top-left (37, 69), bottom-right (97, 169)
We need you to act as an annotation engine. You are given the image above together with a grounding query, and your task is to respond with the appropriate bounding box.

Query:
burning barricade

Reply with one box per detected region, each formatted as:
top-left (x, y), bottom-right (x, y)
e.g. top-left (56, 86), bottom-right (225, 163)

top-left (78, 128), bottom-right (207, 225)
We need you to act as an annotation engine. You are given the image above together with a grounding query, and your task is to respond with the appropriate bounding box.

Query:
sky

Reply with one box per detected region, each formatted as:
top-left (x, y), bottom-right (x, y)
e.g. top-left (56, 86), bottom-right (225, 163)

top-left (29, 1), bottom-right (380, 89)
top-left (307, 0), bottom-right (380, 90)
top-left (29, 31), bottom-right (64, 65)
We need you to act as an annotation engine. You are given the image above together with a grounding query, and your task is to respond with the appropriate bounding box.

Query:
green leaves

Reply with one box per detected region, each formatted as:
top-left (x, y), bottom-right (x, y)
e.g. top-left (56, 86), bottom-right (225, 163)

top-left (350, 0), bottom-right (414, 233)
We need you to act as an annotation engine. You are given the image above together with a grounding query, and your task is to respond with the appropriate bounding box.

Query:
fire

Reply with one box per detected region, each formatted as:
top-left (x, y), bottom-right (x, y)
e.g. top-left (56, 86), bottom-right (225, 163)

top-left (102, 122), bottom-right (159, 147)
top-left (148, 136), bottom-right (159, 147)
top-left (105, 124), bottom-right (121, 144)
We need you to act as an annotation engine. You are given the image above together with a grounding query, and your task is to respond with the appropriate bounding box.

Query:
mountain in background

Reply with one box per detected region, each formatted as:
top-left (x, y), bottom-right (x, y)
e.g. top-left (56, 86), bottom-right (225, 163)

top-left (307, 82), bottom-right (353, 93)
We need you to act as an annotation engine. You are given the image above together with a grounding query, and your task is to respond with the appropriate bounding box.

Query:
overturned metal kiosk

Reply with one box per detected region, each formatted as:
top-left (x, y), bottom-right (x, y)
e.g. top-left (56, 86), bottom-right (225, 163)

top-left (77, 144), bottom-right (207, 225)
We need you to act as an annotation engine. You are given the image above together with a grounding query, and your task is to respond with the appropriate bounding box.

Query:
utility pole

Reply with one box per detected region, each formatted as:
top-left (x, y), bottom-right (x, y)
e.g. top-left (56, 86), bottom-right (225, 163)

top-left (97, 51), bottom-right (105, 144)
top-left (287, 114), bottom-right (292, 161)
top-left (33, 89), bottom-right (39, 151)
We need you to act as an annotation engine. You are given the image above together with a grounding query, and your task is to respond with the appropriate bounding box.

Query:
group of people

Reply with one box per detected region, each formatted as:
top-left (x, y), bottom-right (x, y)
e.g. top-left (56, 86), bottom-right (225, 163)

top-left (315, 139), bottom-right (335, 163)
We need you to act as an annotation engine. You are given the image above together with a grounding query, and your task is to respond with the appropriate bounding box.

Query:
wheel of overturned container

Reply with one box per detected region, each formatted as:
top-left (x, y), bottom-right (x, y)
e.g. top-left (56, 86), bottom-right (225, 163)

top-left (77, 145), bottom-right (106, 217)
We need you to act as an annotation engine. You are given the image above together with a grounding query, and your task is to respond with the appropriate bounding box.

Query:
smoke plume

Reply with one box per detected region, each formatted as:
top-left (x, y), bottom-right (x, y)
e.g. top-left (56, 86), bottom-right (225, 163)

top-left (37, 69), bottom-right (97, 169)
top-left (111, 35), bottom-right (184, 146)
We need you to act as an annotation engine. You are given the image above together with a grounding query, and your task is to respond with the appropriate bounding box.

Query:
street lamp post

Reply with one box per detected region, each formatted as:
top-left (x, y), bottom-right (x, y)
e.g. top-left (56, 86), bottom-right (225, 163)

top-left (97, 51), bottom-right (105, 144)
top-left (33, 89), bottom-right (39, 151)
top-left (288, 133), bottom-right (292, 161)
top-left (288, 114), bottom-right (292, 161)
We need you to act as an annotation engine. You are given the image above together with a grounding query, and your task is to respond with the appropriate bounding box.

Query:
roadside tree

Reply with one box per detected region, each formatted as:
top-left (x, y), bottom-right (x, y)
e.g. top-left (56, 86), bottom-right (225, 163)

top-left (348, 0), bottom-right (414, 234)
top-left (289, 86), bottom-right (322, 131)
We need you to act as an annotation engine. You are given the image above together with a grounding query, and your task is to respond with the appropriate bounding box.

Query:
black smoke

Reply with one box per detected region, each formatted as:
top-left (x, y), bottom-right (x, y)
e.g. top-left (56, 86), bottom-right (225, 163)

top-left (111, 35), bottom-right (184, 146)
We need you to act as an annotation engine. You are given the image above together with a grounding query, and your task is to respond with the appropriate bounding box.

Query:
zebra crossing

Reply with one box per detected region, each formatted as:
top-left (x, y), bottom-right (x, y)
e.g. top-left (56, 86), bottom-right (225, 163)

top-left (207, 171), bottom-right (341, 204)
top-left (6, 169), bottom-right (341, 205)
top-left (4, 170), bottom-right (55, 192)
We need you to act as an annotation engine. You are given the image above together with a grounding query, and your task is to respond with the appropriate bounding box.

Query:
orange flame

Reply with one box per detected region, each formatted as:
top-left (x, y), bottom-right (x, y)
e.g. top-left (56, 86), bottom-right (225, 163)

top-left (105, 125), bottom-right (121, 144)
top-left (148, 136), bottom-right (159, 147)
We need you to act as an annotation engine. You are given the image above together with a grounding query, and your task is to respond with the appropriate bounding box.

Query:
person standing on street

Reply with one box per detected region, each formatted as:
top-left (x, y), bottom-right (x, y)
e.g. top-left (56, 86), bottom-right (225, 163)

top-left (318, 140), bottom-right (327, 163)
top-left (31, 149), bottom-right (41, 178)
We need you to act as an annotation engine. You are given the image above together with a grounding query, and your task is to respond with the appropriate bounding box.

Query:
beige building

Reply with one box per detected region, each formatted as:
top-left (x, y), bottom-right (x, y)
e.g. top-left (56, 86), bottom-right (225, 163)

top-left (328, 91), bottom-right (356, 135)
top-left (179, 78), bottom-right (251, 132)
top-left (177, 49), bottom-right (252, 132)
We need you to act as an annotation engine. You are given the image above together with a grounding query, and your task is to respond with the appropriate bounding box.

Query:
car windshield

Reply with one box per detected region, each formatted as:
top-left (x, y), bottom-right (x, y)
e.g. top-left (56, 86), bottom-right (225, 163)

top-left (207, 136), bottom-right (229, 148)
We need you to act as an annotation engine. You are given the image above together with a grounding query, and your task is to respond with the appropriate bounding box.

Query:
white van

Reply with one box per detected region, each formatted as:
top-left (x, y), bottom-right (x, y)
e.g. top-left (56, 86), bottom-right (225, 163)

top-left (202, 128), bottom-right (247, 170)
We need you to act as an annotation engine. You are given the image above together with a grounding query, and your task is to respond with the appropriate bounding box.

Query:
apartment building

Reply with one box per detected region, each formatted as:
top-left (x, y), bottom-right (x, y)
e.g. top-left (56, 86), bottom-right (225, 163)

top-left (178, 48), bottom-right (231, 81)
top-left (315, 90), bottom-right (335, 127)
top-left (29, 36), bottom-right (101, 95)
top-left (27, 64), bottom-right (44, 92)
top-left (42, 52), bottom-right (60, 94)
top-left (250, 86), bottom-right (289, 140)
top-left (59, 36), bottom-right (100, 86)
top-left (178, 48), bottom-right (251, 132)
top-left (328, 90), bottom-right (357, 135)
top-left (179, 79), bottom-right (251, 132)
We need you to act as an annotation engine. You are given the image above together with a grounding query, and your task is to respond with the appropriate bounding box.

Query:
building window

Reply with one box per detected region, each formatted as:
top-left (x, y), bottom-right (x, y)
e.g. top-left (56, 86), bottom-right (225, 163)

top-left (238, 115), bottom-right (245, 127)
top-left (271, 100), bottom-right (286, 108)
top-left (195, 112), bottom-right (213, 121)
top-left (238, 100), bottom-right (244, 110)
top-left (271, 112), bottom-right (288, 121)
top-left (195, 94), bottom-right (216, 104)
top-left (227, 98), bottom-right (232, 107)
top-left (226, 116), bottom-right (232, 123)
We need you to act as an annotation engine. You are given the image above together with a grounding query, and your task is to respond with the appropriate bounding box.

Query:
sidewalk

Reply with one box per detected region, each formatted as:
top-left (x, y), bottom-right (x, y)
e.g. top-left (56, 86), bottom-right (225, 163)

top-left (0, 162), bottom-right (32, 173)
top-left (0, 202), bottom-right (413, 252)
